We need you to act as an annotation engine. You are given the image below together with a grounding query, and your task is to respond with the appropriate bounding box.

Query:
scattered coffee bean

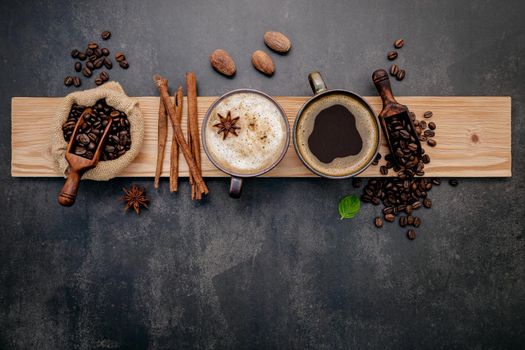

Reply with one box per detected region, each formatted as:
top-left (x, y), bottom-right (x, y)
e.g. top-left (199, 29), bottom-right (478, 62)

top-left (394, 39), bottom-right (405, 49)
top-left (399, 216), bottom-right (407, 227)
top-left (407, 215), bottom-right (414, 225)
top-left (428, 122), bottom-right (436, 130)
top-left (100, 71), bottom-right (109, 82)
top-left (101, 48), bottom-right (110, 56)
top-left (380, 166), bottom-right (389, 175)
top-left (407, 229), bottom-right (416, 240)
top-left (385, 213), bottom-right (395, 223)
top-left (422, 154), bottom-right (430, 164)
top-left (413, 217), bottom-right (421, 228)
top-left (390, 64), bottom-right (399, 76)
top-left (94, 58), bottom-right (104, 69)
top-left (115, 52), bottom-right (126, 62)
top-left (449, 179), bottom-right (459, 187)
top-left (432, 178), bottom-right (441, 185)
top-left (103, 57), bottom-right (113, 69)
top-left (94, 48), bottom-right (102, 58)
top-left (374, 217), bottom-right (383, 228)
top-left (73, 77), bottom-right (81, 87)
top-left (64, 76), bottom-right (74, 87)
top-left (77, 52), bottom-right (87, 61)
top-left (387, 51), bottom-right (398, 60)
top-left (101, 31), bottom-right (111, 40)
top-left (95, 78), bottom-right (103, 86)
top-left (71, 49), bottom-right (80, 58)
top-left (119, 60), bottom-right (129, 69)
top-left (396, 69), bottom-right (406, 81)
top-left (423, 198), bottom-right (432, 208)
top-left (423, 111), bottom-right (433, 119)
top-left (427, 139), bottom-right (437, 147)
top-left (424, 129), bottom-right (435, 137)
top-left (86, 61), bottom-right (94, 70)
top-left (88, 42), bottom-right (99, 50)
top-left (419, 120), bottom-right (427, 129)
top-left (74, 62), bottom-right (82, 72)
top-left (86, 48), bottom-right (93, 56)
top-left (82, 67), bottom-right (92, 78)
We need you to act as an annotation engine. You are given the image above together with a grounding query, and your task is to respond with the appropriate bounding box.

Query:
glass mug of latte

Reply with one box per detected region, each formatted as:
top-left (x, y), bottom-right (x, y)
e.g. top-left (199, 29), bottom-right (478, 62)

top-left (293, 72), bottom-right (381, 178)
top-left (202, 89), bottom-right (290, 198)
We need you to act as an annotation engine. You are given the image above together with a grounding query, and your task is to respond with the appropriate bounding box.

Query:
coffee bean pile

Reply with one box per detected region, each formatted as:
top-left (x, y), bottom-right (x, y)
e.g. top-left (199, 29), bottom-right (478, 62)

top-left (357, 110), bottom-right (456, 240)
top-left (386, 38), bottom-right (406, 81)
top-left (62, 99), bottom-right (131, 160)
top-left (64, 31), bottom-right (130, 88)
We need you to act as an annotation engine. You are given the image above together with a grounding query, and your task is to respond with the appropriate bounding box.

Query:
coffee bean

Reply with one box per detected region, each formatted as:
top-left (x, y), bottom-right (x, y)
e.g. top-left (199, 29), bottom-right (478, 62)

top-left (71, 49), bottom-right (80, 58)
top-left (423, 198), bottom-right (432, 208)
top-left (396, 69), bottom-right (406, 81)
top-left (115, 52), bottom-right (126, 62)
top-left (86, 48), bottom-right (93, 56)
top-left (413, 217), bottom-right (421, 228)
top-left (408, 143), bottom-right (418, 151)
top-left (94, 48), bottom-right (102, 58)
top-left (82, 67), bottom-right (92, 78)
top-left (424, 130), bottom-right (435, 137)
top-left (432, 178), bottom-right (441, 185)
top-left (419, 121), bottom-right (427, 129)
top-left (64, 76), bottom-right (74, 87)
top-left (73, 77), bottom-right (81, 87)
top-left (422, 154), bottom-right (430, 164)
top-left (380, 166), bottom-right (388, 175)
top-left (387, 51), bottom-right (398, 60)
top-left (407, 215), bottom-right (414, 225)
top-left (119, 60), bottom-right (129, 69)
top-left (94, 58), bottom-right (104, 69)
top-left (428, 122), bottom-right (436, 130)
top-left (77, 133), bottom-right (90, 146)
top-left (423, 111), bottom-right (433, 119)
top-left (427, 139), bottom-right (437, 147)
top-left (74, 62), bottom-right (82, 72)
top-left (383, 206), bottom-right (394, 215)
top-left (449, 179), bottom-right (459, 187)
top-left (394, 39), bottom-right (405, 49)
top-left (95, 78), bottom-right (103, 86)
top-left (384, 213), bottom-right (395, 222)
top-left (86, 61), bottom-right (94, 70)
top-left (101, 48), bottom-right (110, 56)
top-left (399, 216), bottom-right (407, 227)
top-left (100, 71), bottom-right (109, 82)
top-left (407, 229), bottom-right (416, 240)
top-left (89, 54), bottom-right (97, 62)
top-left (390, 64), bottom-right (399, 76)
top-left (103, 57), bottom-right (113, 69)
top-left (88, 42), bottom-right (99, 50)
top-left (374, 217), bottom-right (383, 228)
top-left (101, 31), bottom-right (111, 40)
top-left (77, 52), bottom-right (87, 61)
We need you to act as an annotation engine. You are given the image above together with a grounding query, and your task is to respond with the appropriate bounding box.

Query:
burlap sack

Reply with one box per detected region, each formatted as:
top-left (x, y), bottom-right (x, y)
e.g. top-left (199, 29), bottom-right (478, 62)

top-left (50, 81), bottom-right (144, 180)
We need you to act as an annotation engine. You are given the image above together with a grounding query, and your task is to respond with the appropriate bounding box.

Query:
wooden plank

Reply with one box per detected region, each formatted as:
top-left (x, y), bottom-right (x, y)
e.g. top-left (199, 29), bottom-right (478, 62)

top-left (11, 96), bottom-right (511, 177)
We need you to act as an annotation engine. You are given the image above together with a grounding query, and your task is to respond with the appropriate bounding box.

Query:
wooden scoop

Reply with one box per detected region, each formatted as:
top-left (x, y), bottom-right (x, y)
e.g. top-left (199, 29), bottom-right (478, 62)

top-left (372, 69), bottom-right (422, 165)
top-left (58, 108), bottom-right (113, 207)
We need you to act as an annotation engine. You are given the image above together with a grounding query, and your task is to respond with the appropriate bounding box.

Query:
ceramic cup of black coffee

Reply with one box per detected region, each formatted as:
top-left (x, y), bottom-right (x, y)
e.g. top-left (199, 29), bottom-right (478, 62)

top-left (293, 72), bottom-right (381, 178)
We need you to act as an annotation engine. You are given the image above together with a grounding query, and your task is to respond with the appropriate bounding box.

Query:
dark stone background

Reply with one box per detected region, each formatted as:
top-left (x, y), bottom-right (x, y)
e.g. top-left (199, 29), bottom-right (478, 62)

top-left (1, 1), bottom-right (524, 349)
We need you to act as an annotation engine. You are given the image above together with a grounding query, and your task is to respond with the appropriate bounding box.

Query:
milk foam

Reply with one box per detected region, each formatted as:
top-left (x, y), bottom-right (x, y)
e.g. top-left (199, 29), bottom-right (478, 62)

top-left (205, 92), bottom-right (288, 175)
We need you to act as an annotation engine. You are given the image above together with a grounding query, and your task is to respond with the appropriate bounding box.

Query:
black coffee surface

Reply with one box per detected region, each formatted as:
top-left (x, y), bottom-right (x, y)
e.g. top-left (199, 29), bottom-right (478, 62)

top-left (307, 104), bottom-right (363, 163)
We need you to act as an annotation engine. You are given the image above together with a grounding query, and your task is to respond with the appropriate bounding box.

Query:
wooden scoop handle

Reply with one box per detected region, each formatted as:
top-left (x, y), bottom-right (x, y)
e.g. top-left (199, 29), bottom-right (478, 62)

top-left (58, 168), bottom-right (83, 206)
top-left (372, 69), bottom-right (398, 109)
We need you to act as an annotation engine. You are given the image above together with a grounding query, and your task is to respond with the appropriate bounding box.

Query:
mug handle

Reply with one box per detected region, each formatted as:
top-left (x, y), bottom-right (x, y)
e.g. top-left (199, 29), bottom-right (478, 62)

top-left (308, 71), bottom-right (328, 94)
top-left (229, 176), bottom-right (243, 198)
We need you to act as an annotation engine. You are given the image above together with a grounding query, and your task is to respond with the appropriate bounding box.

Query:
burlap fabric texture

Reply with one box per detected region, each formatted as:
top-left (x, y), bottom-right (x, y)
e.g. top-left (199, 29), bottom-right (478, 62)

top-left (50, 81), bottom-right (144, 180)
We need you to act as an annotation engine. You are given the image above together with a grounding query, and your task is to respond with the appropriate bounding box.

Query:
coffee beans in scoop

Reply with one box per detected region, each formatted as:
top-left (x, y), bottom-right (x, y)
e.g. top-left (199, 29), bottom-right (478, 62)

top-left (62, 99), bottom-right (131, 160)
top-left (64, 31), bottom-right (130, 88)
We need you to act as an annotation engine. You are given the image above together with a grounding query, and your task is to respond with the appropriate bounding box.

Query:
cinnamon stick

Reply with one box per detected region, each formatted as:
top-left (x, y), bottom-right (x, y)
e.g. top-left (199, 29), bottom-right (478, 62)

top-left (170, 87), bottom-right (182, 192)
top-left (154, 96), bottom-right (168, 189)
top-left (153, 75), bottom-right (209, 196)
top-left (186, 72), bottom-right (202, 200)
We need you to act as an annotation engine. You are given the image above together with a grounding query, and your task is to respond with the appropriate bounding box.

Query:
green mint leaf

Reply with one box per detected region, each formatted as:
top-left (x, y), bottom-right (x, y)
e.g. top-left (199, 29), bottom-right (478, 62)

top-left (338, 195), bottom-right (361, 220)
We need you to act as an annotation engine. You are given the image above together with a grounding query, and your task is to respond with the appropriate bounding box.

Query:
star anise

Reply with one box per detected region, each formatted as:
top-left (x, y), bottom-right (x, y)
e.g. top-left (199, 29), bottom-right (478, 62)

top-left (213, 111), bottom-right (240, 140)
top-left (122, 185), bottom-right (149, 215)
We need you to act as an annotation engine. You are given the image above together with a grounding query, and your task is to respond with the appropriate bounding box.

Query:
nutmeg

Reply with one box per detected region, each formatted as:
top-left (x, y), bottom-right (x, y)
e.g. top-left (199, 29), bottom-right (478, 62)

top-left (251, 50), bottom-right (275, 76)
top-left (210, 49), bottom-right (236, 77)
top-left (263, 31), bottom-right (291, 53)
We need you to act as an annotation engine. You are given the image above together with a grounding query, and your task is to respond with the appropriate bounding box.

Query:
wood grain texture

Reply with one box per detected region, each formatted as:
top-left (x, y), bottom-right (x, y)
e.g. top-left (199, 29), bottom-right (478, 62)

top-left (11, 96), bottom-right (511, 177)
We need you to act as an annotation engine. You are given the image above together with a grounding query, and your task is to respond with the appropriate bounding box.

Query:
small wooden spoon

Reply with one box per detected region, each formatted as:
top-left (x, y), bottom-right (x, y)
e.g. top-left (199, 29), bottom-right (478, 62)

top-left (58, 108), bottom-right (113, 207)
